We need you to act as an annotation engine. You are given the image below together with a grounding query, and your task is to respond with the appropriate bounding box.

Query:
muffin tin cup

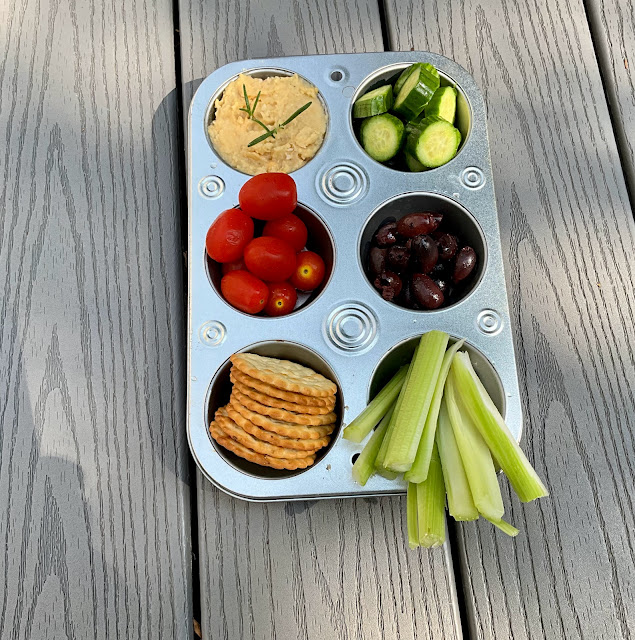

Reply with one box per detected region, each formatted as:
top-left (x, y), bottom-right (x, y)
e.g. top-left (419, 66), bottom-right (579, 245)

top-left (188, 52), bottom-right (522, 502)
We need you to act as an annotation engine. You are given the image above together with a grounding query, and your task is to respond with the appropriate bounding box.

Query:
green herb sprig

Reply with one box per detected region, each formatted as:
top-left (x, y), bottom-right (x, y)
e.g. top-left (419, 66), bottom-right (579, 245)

top-left (238, 84), bottom-right (271, 134)
top-left (247, 101), bottom-right (312, 147)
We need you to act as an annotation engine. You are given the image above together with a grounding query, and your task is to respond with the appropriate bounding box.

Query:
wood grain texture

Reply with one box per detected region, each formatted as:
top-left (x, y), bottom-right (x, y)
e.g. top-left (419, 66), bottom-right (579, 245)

top-left (586, 0), bottom-right (635, 197)
top-left (177, 0), bottom-right (461, 638)
top-left (385, 0), bottom-right (635, 638)
top-left (0, 0), bottom-right (191, 637)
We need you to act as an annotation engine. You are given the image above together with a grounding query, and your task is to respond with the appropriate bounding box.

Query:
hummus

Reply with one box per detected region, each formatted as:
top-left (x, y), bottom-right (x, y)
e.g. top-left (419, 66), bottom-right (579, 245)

top-left (208, 74), bottom-right (327, 175)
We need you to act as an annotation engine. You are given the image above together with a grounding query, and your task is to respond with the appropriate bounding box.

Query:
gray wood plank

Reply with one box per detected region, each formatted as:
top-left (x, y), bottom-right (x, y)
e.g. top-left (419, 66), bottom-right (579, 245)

top-left (0, 0), bottom-right (191, 638)
top-left (384, 1), bottom-right (635, 638)
top-left (177, 1), bottom-right (461, 638)
top-left (586, 0), bottom-right (635, 198)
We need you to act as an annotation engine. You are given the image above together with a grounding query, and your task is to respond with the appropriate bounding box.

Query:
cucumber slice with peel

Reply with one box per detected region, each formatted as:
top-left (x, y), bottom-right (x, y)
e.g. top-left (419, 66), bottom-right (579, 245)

top-left (394, 62), bottom-right (424, 94)
top-left (393, 64), bottom-right (440, 120)
top-left (353, 85), bottom-right (393, 118)
top-left (405, 152), bottom-right (425, 172)
top-left (360, 113), bottom-right (404, 162)
top-left (425, 86), bottom-right (457, 123)
top-left (406, 116), bottom-right (461, 168)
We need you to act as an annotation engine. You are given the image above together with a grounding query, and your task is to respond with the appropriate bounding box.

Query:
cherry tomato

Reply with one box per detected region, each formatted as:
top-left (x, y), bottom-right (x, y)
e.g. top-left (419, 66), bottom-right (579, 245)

top-left (238, 173), bottom-right (297, 220)
top-left (290, 251), bottom-right (326, 291)
top-left (244, 236), bottom-right (296, 282)
top-left (264, 282), bottom-right (298, 317)
top-left (206, 209), bottom-right (254, 263)
top-left (220, 270), bottom-right (269, 314)
top-left (221, 257), bottom-right (247, 275)
top-left (263, 212), bottom-right (308, 252)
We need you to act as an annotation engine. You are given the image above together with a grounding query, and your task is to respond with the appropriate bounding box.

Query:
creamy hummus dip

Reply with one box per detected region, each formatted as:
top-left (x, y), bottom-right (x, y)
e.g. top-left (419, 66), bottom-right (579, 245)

top-left (208, 73), bottom-right (327, 175)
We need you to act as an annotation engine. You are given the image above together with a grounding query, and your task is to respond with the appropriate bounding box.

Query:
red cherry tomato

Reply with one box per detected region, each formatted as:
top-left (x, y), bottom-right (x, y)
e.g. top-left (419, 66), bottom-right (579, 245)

top-left (220, 270), bottom-right (269, 314)
top-left (244, 236), bottom-right (296, 282)
top-left (238, 173), bottom-right (297, 221)
top-left (263, 212), bottom-right (308, 252)
top-left (264, 282), bottom-right (298, 317)
top-left (290, 251), bottom-right (326, 291)
top-left (206, 209), bottom-right (254, 263)
top-left (221, 258), bottom-right (246, 275)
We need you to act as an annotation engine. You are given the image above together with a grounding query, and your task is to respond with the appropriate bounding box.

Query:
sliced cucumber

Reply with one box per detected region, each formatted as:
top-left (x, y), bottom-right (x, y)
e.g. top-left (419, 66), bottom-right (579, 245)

top-left (393, 64), bottom-right (440, 120)
top-left (405, 152), bottom-right (425, 172)
top-left (425, 86), bottom-right (457, 123)
top-left (360, 113), bottom-right (405, 162)
top-left (394, 62), bottom-right (425, 95)
top-left (353, 85), bottom-right (393, 118)
top-left (406, 116), bottom-right (461, 168)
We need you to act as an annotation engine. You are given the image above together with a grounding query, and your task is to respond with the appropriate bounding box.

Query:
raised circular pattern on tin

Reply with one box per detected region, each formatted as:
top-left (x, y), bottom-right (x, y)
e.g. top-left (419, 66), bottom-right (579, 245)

top-left (325, 303), bottom-right (377, 353)
top-left (199, 320), bottom-right (227, 346)
top-left (461, 166), bottom-right (485, 190)
top-left (477, 309), bottom-right (503, 335)
top-left (199, 175), bottom-right (225, 199)
top-left (318, 162), bottom-right (368, 206)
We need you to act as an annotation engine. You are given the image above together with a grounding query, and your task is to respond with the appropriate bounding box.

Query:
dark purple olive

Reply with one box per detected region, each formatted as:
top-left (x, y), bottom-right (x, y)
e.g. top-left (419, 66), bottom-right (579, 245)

top-left (374, 222), bottom-right (398, 247)
top-left (453, 246), bottom-right (477, 283)
top-left (368, 247), bottom-right (387, 276)
top-left (411, 234), bottom-right (439, 273)
top-left (396, 212), bottom-right (443, 238)
top-left (434, 278), bottom-right (450, 294)
top-left (386, 245), bottom-right (411, 273)
top-left (398, 279), bottom-right (419, 309)
top-left (430, 261), bottom-right (449, 277)
top-left (411, 273), bottom-right (444, 310)
top-left (436, 233), bottom-right (459, 260)
top-left (374, 271), bottom-right (403, 301)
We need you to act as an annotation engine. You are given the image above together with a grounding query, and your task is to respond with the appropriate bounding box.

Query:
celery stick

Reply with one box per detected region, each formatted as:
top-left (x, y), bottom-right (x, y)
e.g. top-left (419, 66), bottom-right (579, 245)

top-left (343, 365), bottom-right (408, 443)
top-left (485, 516), bottom-right (520, 537)
top-left (405, 339), bottom-right (465, 483)
top-left (416, 442), bottom-right (446, 547)
top-left (407, 483), bottom-right (419, 549)
top-left (376, 468), bottom-right (399, 480)
top-left (451, 352), bottom-right (548, 503)
top-left (384, 331), bottom-right (449, 472)
top-left (436, 398), bottom-right (478, 521)
top-left (351, 404), bottom-right (395, 485)
top-left (445, 369), bottom-right (504, 521)
top-left (375, 352), bottom-right (417, 472)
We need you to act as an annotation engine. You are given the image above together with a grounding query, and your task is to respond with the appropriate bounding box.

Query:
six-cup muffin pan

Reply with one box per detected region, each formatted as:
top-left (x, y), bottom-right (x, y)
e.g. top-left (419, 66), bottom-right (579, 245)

top-left (187, 52), bottom-right (523, 501)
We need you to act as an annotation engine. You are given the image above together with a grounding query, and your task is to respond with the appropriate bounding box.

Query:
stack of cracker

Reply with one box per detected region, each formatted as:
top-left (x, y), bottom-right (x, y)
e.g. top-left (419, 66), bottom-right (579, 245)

top-left (210, 353), bottom-right (338, 470)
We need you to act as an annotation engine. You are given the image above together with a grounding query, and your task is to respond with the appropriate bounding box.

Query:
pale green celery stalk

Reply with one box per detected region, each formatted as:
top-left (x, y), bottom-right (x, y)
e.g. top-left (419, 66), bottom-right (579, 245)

top-left (416, 442), bottom-right (446, 547)
top-left (405, 339), bottom-right (465, 483)
top-left (351, 404), bottom-right (395, 485)
top-left (451, 352), bottom-right (549, 503)
top-left (375, 350), bottom-right (418, 472)
top-left (407, 483), bottom-right (419, 549)
top-left (384, 331), bottom-right (449, 472)
top-left (435, 398), bottom-right (478, 521)
top-left (343, 365), bottom-right (408, 443)
top-left (445, 369), bottom-right (504, 521)
top-left (485, 517), bottom-right (520, 537)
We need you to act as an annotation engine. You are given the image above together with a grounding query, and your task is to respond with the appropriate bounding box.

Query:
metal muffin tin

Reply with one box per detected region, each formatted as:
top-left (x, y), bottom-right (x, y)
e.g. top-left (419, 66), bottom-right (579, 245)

top-left (187, 52), bottom-right (522, 501)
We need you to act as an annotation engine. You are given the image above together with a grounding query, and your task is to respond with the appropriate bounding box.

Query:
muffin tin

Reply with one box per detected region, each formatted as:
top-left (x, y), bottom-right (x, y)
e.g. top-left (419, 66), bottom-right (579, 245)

top-left (187, 52), bottom-right (522, 501)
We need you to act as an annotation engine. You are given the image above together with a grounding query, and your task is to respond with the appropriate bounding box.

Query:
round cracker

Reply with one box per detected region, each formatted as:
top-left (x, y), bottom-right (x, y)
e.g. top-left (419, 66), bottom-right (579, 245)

top-left (220, 407), bottom-right (330, 451)
top-left (231, 376), bottom-right (334, 415)
top-left (231, 353), bottom-right (337, 397)
top-left (227, 402), bottom-right (335, 440)
top-left (231, 389), bottom-right (337, 425)
top-left (215, 411), bottom-right (317, 459)
top-left (210, 421), bottom-right (315, 470)
top-left (231, 368), bottom-right (335, 407)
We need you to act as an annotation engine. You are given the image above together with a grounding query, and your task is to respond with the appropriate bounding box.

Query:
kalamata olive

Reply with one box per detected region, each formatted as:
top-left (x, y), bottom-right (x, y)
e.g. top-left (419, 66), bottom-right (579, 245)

top-left (374, 271), bottom-right (403, 301)
top-left (387, 245), bottom-right (411, 273)
top-left (411, 273), bottom-right (444, 310)
top-left (396, 212), bottom-right (444, 238)
top-left (430, 261), bottom-right (449, 277)
top-left (434, 278), bottom-right (450, 294)
top-left (368, 247), bottom-right (387, 276)
top-left (411, 234), bottom-right (439, 273)
top-left (374, 222), bottom-right (398, 247)
top-left (436, 233), bottom-right (459, 260)
top-left (398, 279), bottom-right (418, 309)
top-left (453, 246), bottom-right (477, 283)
